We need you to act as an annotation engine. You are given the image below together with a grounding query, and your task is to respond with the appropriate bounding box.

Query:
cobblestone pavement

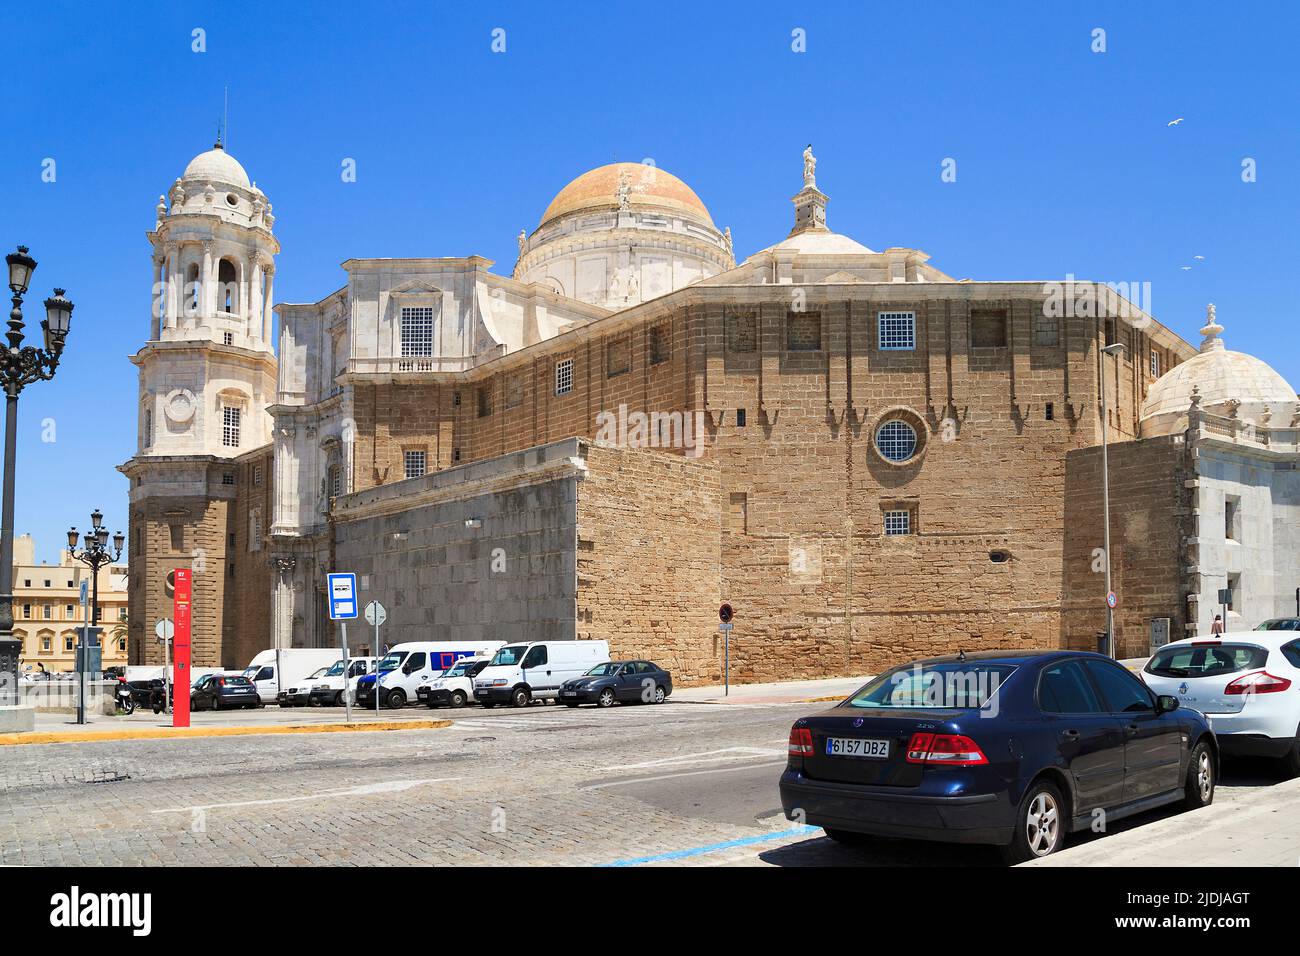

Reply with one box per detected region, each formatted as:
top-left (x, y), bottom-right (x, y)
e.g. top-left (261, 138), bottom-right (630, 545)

top-left (0, 700), bottom-right (1279, 867)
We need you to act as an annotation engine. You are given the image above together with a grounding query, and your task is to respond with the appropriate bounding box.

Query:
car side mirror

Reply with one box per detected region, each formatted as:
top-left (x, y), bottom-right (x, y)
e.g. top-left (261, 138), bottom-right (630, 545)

top-left (1156, 695), bottom-right (1179, 714)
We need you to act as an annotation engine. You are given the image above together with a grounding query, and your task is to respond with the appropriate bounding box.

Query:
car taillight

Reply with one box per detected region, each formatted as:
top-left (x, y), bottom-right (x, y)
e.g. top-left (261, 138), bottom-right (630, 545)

top-left (906, 732), bottom-right (988, 766)
top-left (1225, 671), bottom-right (1292, 695)
top-left (787, 727), bottom-right (814, 757)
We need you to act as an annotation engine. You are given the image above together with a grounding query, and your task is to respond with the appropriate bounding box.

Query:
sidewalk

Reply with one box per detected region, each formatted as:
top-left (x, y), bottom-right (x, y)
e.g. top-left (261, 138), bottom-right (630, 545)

top-left (672, 675), bottom-right (867, 705)
top-left (1026, 776), bottom-right (1300, 867)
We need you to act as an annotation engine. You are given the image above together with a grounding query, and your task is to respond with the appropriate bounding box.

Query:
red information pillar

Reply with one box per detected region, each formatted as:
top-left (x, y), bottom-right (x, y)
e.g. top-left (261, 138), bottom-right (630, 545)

top-left (173, 568), bottom-right (192, 728)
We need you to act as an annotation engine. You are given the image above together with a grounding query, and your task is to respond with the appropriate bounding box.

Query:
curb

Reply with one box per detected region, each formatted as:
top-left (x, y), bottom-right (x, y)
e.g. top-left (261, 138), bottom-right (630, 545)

top-left (675, 694), bottom-right (845, 706)
top-left (0, 718), bottom-right (453, 747)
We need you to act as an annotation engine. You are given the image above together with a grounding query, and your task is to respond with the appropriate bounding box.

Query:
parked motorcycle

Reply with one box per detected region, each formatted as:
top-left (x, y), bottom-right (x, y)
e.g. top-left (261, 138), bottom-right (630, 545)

top-left (115, 678), bottom-right (135, 715)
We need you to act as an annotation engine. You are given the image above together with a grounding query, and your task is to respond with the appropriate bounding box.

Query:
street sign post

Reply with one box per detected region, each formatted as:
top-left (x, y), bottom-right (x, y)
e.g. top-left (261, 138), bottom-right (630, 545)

top-left (719, 604), bottom-right (734, 696)
top-left (155, 618), bottom-right (175, 713)
top-left (328, 574), bottom-right (360, 722)
top-left (173, 569), bottom-right (192, 728)
top-left (365, 600), bottom-right (387, 720)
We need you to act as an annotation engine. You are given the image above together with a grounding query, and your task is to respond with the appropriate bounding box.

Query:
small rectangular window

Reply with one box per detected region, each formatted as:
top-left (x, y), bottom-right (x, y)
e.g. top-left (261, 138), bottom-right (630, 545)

top-left (555, 358), bottom-right (574, 395)
top-left (223, 332), bottom-right (234, 346)
top-left (1045, 402), bottom-right (1054, 421)
top-left (221, 473), bottom-right (235, 485)
top-left (404, 450), bottom-right (427, 480)
top-left (253, 464), bottom-right (263, 486)
top-left (1104, 319), bottom-right (1118, 348)
top-left (477, 385), bottom-right (492, 417)
top-left (736, 408), bottom-right (747, 427)
top-left (1150, 349), bottom-right (1161, 377)
top-left (1224, 495), bottom-right (1241, 542)
top-left (169, 524), bottom-right (184, 551)
top-left (883, 510), bottom-right (912, 536)
top-left (878, 312), bottom-right (916, 350)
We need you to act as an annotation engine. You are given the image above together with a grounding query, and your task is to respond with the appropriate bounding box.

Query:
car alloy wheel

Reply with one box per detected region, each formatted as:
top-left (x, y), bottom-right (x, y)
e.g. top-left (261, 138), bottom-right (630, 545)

top-left (450, 690), bottom-right (467, 708)
top-left (1025, 790), bottom-right (1060, 858)
top-left (1183, 740), bottom-right (1216, 808)
top-left (511, 687), bottom-right (530, 708)
top-left (597, 688), bottom-right (615, 708)
top-left (653, 685), bottom-right (666, 704)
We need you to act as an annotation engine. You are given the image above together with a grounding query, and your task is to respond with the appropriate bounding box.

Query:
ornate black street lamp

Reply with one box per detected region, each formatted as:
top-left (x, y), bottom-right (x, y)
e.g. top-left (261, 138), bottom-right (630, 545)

top-left (0, 246), bottom-right (74, 704)
top-left (67, 510), bottom-right (124, 627)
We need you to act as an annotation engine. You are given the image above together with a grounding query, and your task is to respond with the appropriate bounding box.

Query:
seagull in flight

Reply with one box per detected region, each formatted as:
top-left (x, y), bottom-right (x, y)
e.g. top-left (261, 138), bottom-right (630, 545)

top-left (1168, 117), bottom-right (1185, 126)
top-left (1193, 255), bottom-right (1205, 260)
top-left (1181, 266), bottom-right (1192, 271)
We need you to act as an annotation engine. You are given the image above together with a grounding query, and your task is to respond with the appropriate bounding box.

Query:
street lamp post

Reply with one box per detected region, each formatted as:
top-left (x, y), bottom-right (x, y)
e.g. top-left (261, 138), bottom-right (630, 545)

top-left (0, 246), bottom-right (74, 706)
top-left (1099, 341), bottom-right (1126, 658)
top-left (66, 512), bottom-right (123, 725)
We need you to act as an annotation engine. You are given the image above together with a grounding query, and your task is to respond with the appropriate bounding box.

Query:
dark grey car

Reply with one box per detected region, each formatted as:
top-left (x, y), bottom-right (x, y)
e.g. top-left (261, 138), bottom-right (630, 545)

top-left (558, 660), bottom-right (673, 707)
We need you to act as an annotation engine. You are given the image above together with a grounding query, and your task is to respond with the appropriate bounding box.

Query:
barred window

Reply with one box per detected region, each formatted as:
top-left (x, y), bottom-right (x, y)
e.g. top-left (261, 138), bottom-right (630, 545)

top-left (223, 332), bottom-right (234, 346)
top-left (400, 307), bottom-right (434, 357)
top-left (222, 405), bottom-right (241, 447)
top-left (253, 464), bottom-right (263, 486)
top-left (404, 450), bottom-right (427, 479)
top-left (648, 325), bottom-right (669, 365)
top-left (878, 312), bottom-right (916, 350)
top-left (555, 358), bottom-right (574, 395)
top-left (328, 464), bottom-right (341, 497)
top-left (786, 312), bottom-right (822, 351)
top-left (144, 409), bottom-right (153, 448)
top-left (1033, 315), bottom-right (1059, 347)
top-left (875, 419), bottom-right (918, 463)
top-left (249, 509), bottom-right (262, 552)
top-left (727, 314), bottom-right (756, 352)
top-left (1150, 349), bottom-right (1161, 377)
top-left (883, 510), bottom-right (912, 536)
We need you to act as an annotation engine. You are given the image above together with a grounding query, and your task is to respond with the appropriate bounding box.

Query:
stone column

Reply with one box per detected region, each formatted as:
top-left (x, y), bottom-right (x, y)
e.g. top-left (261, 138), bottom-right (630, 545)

top-left (200, 241), bottom-right (214, 321)
top-left (166, 249), bottom-right (180, 328)
top-left (248, 256), bottom-right (264, 343)
top-left (270, 557), bottom-right (297, 652)
top-left (151, 257), bottom-right (164, 339)
top-left (262, 267), bottom-right (275, 344)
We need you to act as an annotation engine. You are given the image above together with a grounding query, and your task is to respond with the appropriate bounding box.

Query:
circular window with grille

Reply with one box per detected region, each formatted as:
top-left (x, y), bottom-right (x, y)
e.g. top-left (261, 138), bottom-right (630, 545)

top-left (875, 419), bottom-right (918, 463)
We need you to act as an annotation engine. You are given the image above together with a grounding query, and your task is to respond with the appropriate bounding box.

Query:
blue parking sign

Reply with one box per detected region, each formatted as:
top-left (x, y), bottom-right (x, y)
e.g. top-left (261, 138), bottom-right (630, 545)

top-left (327, 572), bottom-right (359, 620)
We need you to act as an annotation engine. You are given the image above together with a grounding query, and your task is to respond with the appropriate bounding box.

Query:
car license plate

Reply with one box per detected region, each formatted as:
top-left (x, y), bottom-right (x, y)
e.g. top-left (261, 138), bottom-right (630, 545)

top-left (825, 737), bottom-right (890, 758)
top-left (562, 691), bottom-right (577, 697)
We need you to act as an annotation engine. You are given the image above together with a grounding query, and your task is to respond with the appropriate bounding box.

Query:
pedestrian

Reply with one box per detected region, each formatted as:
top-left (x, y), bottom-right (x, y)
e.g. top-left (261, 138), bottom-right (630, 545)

top-left (1211, 614), bottom-right (1225, 635)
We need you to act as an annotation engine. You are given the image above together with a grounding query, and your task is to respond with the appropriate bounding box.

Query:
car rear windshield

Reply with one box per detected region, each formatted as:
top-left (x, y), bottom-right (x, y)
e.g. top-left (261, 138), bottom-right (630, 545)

top-left (1146, 643), bottom-right (1267, 678)
top-left (219, 676), bottom-right (252, 686)
top-left (846, 662), bottom-right (1017, 710)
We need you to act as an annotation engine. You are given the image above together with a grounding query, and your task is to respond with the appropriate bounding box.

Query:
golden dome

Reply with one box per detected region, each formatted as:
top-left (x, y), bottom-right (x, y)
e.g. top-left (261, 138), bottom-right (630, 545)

top-left (537, 162), bottom-right (714, 229)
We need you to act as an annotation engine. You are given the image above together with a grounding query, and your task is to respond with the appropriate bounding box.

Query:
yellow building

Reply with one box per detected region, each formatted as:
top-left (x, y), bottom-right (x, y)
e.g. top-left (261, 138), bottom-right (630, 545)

top-left (11, 534), bottom-right (129, 674)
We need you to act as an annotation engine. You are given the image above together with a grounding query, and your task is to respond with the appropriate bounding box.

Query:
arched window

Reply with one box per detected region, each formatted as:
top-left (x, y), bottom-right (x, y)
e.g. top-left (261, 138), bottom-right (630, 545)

top-left (143, 407), bottom-right (153, 448)
top-left (218, 258), bottom-right (238, 313)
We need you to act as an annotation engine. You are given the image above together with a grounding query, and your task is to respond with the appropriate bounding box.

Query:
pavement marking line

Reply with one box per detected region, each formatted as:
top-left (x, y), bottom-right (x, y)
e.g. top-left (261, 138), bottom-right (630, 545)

top-left (596, 747), bottom-right (783, 772)
top-left (0, 719), bottom-right (452, 747)
top-left (150, 776), bottom-right (465, 815)
top-left (581, 760), bottom-right (789, 790)
top-left (600, 825), bottom-right (821, 866)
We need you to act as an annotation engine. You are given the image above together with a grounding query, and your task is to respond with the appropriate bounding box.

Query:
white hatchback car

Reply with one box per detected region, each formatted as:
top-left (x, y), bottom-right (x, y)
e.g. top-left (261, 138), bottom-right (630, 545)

top-left (1141, 631), bottom-right (1300, 776)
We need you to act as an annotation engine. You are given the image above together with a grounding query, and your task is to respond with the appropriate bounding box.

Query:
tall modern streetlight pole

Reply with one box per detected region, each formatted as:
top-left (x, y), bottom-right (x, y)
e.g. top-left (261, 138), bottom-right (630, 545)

top-left (0, 246), bottom-right (74, 705)
top-left (1099, 341), bottom-right (1126, 658)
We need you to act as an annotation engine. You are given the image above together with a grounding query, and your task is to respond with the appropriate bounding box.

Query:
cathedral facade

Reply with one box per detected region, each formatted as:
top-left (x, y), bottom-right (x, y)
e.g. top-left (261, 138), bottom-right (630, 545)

top-left (121, 144), bottom-right (1298, 683)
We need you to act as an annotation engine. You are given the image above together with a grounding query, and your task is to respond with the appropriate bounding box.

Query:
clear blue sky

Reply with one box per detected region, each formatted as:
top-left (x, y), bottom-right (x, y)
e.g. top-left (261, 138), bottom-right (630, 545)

top-left (2, 1), bottom-right (1298, 564)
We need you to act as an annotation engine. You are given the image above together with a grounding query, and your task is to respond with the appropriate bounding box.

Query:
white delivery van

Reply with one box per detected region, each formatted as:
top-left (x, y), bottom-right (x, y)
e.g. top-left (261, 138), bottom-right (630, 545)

top-left (308, 656), bottom-right (378, 707)
top-left (360, 641), bottom-right (505, 709)
top-left (243, 648), bottom-right (343, 703)
top-left (473, 640), bottom-right (611, 708)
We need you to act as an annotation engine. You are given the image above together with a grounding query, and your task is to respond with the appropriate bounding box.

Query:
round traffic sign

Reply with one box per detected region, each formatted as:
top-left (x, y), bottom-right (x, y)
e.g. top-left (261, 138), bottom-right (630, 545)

top-left (154, 618), bottom-right (175, 642)
top-left (1106, 592), bottom-right (1118, 609)
top-left (719, 603), bottom-right (733, 624)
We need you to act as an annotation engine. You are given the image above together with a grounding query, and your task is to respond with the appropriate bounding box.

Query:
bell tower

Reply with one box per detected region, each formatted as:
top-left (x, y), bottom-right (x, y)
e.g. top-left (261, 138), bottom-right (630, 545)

top-left (118, 142), bottom-right (279, 669)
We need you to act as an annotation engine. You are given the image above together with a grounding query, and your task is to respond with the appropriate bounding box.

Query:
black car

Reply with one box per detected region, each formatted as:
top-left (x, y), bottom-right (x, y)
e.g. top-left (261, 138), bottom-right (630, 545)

top-left (190, 674), bottom-right (261, 711)
top-left (780, 649), bottom-right (1217, 863)
top-left (558, 660), bottom-right (673, 707)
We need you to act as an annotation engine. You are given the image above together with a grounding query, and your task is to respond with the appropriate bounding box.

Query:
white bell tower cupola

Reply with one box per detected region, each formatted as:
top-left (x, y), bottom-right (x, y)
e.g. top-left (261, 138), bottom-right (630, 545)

top-left (129, 142), bottom-right (279, 461)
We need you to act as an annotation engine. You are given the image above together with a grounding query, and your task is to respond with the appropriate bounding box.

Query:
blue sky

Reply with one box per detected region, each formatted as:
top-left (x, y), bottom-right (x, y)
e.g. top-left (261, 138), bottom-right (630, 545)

top-left (2, 1), bottom-right (1298, 564)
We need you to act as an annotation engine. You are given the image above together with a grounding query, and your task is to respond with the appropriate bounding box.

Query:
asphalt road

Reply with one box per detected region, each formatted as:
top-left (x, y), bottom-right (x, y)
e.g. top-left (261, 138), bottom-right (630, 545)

top-left (0, 699), bottom-right (1285, 867)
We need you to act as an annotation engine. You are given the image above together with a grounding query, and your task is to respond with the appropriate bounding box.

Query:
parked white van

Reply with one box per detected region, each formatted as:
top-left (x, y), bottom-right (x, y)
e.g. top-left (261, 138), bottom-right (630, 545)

top-left (308, 656), bottom-right (378, 707)
top-left (358, 641), bottom-right (505, 709)
top-left (473, 640), bottom-right (611, 707)
top-left (416, 654), bottom-right (494, 708)
top-left (243, 648), bottom-right (343, 704)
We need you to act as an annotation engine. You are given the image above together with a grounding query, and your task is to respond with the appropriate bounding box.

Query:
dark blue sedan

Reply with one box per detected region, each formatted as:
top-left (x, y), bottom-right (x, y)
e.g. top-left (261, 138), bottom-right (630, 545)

top-left (780, 649), bottom-right (1217, 863)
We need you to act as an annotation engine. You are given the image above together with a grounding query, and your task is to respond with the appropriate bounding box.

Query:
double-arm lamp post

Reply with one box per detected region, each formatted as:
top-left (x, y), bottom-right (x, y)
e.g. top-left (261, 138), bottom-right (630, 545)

top-left (0, 246), bottom-right (74, 705)
top-left (67, 510), bottom-right (125, 627)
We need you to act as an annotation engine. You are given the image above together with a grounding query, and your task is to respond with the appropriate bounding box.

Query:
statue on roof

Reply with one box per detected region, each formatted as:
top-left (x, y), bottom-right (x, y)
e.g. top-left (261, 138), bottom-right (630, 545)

top-left (802, 144), bottom-right (817, 188)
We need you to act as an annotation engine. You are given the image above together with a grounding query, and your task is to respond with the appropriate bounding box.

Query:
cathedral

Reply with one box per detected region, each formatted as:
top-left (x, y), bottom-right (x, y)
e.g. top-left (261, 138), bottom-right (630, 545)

top-left (120, 143), bottom-right (1300, 684)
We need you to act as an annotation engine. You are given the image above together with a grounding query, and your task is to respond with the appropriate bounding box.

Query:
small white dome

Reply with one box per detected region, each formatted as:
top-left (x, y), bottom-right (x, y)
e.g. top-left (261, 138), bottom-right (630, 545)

top-left (1140, 305), bottom-right (1297, 435)
top-left (182, 144), bottom-right (250, 188)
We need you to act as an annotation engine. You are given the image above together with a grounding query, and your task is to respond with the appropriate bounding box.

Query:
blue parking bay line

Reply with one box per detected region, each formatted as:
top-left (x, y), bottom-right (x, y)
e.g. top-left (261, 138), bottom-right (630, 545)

top-left (601, 826), bottom-right (821, 867)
